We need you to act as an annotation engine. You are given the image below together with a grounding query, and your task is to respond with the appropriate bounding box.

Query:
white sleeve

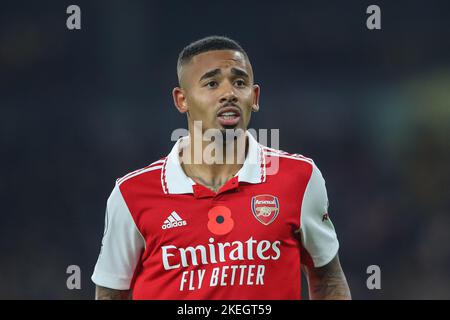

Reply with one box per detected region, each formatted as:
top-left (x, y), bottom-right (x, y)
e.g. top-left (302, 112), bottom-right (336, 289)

top-left (300, 162), bottom-right (339, 267)
top-left (91, 184), bottom-right (145, 290)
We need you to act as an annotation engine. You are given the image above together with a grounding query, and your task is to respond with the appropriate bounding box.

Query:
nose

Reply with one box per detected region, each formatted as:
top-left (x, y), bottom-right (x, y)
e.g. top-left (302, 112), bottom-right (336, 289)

top-left (219, 83), bottom-right (238, 105)
top-left (219, 92), bottom-right (238, 105)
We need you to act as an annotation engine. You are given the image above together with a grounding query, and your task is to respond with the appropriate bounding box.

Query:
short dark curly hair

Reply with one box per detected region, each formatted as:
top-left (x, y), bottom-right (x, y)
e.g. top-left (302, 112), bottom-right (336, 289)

top-left (177, 36), bottom-right (249, 82)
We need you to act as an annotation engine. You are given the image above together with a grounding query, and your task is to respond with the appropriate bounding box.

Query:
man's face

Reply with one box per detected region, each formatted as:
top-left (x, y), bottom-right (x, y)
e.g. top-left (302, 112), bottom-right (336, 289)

top-left (174, 50), bottom-right (260, 134)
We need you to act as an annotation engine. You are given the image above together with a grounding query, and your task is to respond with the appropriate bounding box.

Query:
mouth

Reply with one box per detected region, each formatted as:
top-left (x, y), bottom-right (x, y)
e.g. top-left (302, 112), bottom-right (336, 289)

top-left (216, 105), bottom-right (241, 127)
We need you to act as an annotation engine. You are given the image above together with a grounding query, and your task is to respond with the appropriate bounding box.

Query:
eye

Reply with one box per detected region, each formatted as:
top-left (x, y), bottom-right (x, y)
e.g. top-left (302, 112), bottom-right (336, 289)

top-left (206, 81), bottom-right (218, 88)
top-left (234, 79), bottom-right (246, 87)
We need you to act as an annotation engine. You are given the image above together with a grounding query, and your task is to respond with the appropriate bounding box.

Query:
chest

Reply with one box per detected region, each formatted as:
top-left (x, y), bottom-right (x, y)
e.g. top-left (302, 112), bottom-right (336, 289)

top-left (136, 180), bottom-right (304, 254)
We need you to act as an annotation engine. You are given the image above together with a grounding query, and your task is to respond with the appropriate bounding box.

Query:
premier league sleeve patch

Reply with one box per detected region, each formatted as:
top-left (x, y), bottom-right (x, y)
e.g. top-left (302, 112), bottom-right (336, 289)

top-left (251, 195), bottom-right (280, 225)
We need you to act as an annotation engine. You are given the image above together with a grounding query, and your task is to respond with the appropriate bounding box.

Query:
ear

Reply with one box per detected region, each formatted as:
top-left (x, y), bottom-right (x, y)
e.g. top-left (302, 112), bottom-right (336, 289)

top-left (251, 84), bottom-right (260, 112)
top-left (172, 87), bottom-right (188, 114)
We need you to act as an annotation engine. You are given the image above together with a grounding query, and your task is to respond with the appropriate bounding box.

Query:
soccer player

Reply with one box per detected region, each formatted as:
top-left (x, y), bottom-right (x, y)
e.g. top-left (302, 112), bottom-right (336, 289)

top-left (91, 36), bottom-right (351, 300)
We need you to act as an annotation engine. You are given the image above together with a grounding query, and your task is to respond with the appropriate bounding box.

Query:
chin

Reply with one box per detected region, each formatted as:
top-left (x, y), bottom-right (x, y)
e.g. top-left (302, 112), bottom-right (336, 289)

top-left (219, 127), bottom-right (246, 140)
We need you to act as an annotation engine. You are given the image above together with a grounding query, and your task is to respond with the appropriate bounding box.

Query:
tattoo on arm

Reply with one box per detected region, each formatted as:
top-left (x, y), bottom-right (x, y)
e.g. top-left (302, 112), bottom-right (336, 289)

top-left (303, 254), bottom-right (352, 300)
top-left (95, 285), bottom-right (132, 300)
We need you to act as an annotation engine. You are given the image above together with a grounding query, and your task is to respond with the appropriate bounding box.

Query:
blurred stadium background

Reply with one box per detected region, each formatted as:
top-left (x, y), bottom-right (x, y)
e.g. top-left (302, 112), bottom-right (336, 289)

top-left (1, 0), bottom-right (449, 299)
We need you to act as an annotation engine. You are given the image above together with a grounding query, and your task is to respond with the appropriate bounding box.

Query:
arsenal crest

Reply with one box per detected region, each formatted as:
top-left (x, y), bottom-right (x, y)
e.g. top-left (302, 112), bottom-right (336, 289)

top-left (251, 195), bottom-right (280, 225)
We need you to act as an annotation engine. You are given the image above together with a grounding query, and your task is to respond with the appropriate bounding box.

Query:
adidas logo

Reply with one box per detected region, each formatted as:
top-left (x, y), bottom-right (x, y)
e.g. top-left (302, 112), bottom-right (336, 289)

top-left (161, 211), bottom-right (187, 230)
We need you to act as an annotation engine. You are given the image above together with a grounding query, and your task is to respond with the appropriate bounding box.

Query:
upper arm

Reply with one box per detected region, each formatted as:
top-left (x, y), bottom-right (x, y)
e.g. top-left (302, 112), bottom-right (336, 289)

top-left (299, 162), bottom-right (339, 268)
top-left (95, 285), bottom-right (132, 300)
top-left (303, 253), bottom-right (343, 279)
top-left (302, 253), bottom-right (351, 300)
top-left (91, 183), bottom-right (145, 291)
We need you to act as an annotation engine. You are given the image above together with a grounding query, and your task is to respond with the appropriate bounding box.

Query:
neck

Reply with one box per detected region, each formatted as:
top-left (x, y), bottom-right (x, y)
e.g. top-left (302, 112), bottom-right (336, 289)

top-left (180, 129), bottom-right (248, 192)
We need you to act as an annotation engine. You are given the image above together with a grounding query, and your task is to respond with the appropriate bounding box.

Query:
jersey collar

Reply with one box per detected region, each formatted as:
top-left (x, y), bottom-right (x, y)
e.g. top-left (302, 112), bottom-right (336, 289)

top-left (161, 131), bottom-right (266, 195)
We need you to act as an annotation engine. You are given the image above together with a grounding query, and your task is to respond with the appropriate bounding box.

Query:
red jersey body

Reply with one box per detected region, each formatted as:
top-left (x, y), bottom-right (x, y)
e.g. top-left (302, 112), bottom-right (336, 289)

top-left (92, 132), bottom-right (339, 299)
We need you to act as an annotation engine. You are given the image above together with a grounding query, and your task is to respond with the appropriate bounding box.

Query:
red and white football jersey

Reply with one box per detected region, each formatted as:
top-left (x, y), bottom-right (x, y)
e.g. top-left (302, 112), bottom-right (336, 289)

top-left (91, 132), bottom-right (339, 299)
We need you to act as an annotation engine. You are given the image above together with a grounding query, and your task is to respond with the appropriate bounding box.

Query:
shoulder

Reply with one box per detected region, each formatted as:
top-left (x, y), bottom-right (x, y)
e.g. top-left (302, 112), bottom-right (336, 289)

top-left (115, 157), bottom-right (166, 189)
top-left (261, 145), bottom-right (319, 180)
top-left (262, 145), bottom-right (314, 164)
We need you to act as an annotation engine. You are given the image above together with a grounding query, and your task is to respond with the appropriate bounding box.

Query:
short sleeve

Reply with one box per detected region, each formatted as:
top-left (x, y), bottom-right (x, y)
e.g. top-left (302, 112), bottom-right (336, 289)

top-left (299, 162), bottom-right (339, 268)
top-left (91, 183), bottom-right (145, 290)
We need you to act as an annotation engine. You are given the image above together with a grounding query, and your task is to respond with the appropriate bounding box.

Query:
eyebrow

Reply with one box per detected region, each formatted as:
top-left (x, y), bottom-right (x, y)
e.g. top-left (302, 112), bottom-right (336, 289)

top-left (199, 68), bottom-right (221, 82)
top-left (231, 68), bottom-right (249, 79)
top-left (198, 67), bottom-right (250, 82)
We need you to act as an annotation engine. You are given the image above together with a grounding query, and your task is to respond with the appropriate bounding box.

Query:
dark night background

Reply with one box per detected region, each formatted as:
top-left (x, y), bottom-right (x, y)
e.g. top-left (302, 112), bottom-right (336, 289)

top-left (1, 0), bottom-right (449, 299)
